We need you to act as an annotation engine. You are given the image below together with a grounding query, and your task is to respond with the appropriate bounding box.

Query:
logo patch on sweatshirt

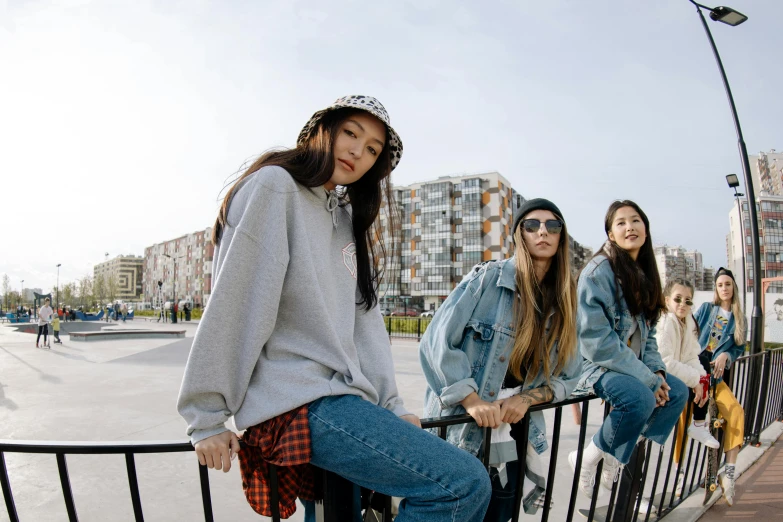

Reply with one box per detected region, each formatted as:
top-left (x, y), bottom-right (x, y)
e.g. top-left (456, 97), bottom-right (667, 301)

top-left (342, 242), bottom-right (357, 279)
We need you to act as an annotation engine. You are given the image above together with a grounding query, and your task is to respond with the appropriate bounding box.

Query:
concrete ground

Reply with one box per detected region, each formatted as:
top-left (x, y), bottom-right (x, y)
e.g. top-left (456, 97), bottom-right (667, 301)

top-left (698, 438), bottom-right (783, 521)
top-left (0, 320), bottom-right (683, 521)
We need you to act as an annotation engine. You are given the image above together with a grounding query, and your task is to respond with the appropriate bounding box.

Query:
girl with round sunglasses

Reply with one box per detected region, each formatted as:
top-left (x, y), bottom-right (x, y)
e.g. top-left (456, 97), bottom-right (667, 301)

top-left (692, 268), bottom-right (747, 506)
top-left (420, 199), bottom-right (581, 520)
top-left (657, 278), bottom-right (718, 497)
top-left (569, 200), bottom-right (688, 498)
top-left (177, 96), bottom-right (491, 521)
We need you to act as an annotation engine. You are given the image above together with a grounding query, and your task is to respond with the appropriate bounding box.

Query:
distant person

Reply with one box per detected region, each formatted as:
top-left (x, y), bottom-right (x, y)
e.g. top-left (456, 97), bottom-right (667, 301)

top-left (36, 297), bottom-right (54, 349)
top-left (52, 312), bottom-right (62, 344)
top-left (121, 302), bottom-right (128, 322)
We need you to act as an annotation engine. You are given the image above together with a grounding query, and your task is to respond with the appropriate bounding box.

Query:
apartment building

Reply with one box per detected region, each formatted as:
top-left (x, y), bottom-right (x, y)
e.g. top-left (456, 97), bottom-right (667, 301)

top-left (93, 255), bottom-right (143, 301)
top-left (379, 172), bottom-right (592, 312)
top-left (728, 193), bottom-right (783, 295)
top-left (142, 228), bottom-right (214, 308)
top-left (654, 245), bottom-right (714, 292)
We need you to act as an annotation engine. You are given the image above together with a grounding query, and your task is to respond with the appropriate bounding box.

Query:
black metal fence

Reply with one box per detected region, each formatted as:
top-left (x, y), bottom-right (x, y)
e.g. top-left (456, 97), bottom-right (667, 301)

top-left (384, 316), bottom-right (432, 341)
top-left (2, 348), bottom-right (781, 521)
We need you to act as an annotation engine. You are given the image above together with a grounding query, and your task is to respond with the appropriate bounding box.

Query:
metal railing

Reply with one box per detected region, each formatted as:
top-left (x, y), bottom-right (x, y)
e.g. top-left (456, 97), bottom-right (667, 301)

top-left (384, 316), bottom-right (432, 340)
top-left (3, 348), bottom-right (782, 521)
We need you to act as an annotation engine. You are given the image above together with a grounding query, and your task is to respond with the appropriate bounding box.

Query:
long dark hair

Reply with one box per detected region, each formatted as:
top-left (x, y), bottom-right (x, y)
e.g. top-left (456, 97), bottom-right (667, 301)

top-left (509, 213), bottom-right (577, 383)
top-left (594, 200), bottom-right (665, 323)
top-left (212, 108), bottom-right (397, 311)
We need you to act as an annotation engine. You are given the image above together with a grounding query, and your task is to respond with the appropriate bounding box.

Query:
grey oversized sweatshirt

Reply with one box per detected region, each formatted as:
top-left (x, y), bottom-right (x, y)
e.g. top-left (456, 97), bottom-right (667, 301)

top-left (177, 166), bottom-right (409, 444)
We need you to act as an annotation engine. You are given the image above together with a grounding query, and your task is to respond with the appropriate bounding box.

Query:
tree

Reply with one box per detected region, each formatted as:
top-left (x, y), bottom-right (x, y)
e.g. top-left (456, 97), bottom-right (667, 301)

top-left (77, 275), bottom-right (93, 308)
top-left (62, 283), bottom-right (76, 307)
top-left (94, 275), bottom-right (106, 307)
top-left (107, 273), bottom-right (117, 302)
top-left (2, 274), bottom-right (9, 311)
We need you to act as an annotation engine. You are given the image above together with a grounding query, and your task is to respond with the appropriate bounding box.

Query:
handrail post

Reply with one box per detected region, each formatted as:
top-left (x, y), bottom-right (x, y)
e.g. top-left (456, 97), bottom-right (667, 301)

top-left (751, 350), bottom-right (772, 445)
top-left (612, 440), bottom-right (647, 522)
top-left (321, 469), bottom-right (355, 521)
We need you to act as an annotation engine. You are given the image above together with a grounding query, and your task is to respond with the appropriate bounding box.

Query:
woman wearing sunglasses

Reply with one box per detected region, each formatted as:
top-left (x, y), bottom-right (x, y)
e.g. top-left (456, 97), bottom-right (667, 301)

top-left (657, 278), bottom-right (717, 497)
top-left (692, 268), bottom-right (746, 506)
top-left (569, 200), bottom-right (687, 498)
top-left (420, 198), bottom-right (581, 521)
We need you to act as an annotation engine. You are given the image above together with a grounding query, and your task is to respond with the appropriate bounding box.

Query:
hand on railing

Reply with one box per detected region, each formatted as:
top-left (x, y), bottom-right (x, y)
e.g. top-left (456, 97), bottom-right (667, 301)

top-left (194, 431), bottom-right (240, 473)
top-left (460, 392), bottom-right (502, 429)
top-left (400, 414), bottom-right (422, 428)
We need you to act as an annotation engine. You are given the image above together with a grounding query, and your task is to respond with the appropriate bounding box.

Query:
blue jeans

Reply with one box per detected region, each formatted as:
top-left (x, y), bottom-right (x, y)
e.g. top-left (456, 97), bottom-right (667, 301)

top-left (301, 395), bottom-right (491, 522)
top-left (485, 460), bottom-right (520, 522)
top-left (593, 371), bottom-right (688, 464)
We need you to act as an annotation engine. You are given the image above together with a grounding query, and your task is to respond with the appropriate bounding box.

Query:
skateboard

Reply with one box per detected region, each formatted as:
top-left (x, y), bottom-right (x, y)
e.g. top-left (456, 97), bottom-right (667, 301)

top-left (703, 381), bottom-right (725, 505)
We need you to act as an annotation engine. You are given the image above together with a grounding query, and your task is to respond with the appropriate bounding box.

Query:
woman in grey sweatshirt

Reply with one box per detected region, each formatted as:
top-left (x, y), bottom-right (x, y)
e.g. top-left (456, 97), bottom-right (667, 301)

top-left (177, 95), bottom-right (491, 522)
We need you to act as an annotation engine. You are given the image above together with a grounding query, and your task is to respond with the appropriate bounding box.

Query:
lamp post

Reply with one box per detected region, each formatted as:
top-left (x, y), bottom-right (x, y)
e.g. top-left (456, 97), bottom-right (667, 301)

top-left (20, 279), bottom-right (24, 310)
top-left (726, 174), bottom-right (747, 312)
top-left (688, 1), bottom-right (760, 354)
top-left (56, 263), bottom-right (61, 311)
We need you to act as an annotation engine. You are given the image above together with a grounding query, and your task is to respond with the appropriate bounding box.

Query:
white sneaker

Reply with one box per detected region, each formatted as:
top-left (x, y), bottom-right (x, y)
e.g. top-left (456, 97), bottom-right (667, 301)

top-left (636, 497), bottom-right (658, 515)
top-left (675, 470), bottom-right (685, 498)
top-left (719, 473), bottom-right (735, 507)
top-left (569, 450), bottom-right (597, 498)
top-left (600, 453), bottom-right (621, 490)
top-left (688, 424), bottom-right (720, 449)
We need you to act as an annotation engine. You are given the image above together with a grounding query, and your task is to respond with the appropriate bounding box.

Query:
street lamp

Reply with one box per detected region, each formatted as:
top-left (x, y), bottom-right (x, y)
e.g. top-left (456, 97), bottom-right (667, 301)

top-left (688, 1), bottom-right (761, 354)
top-left (56, 264), bottom-right (61, 311)
top-left (20, 280), bottom-right (24, 310)
top-left (726, 174), bottom-right (746, 312)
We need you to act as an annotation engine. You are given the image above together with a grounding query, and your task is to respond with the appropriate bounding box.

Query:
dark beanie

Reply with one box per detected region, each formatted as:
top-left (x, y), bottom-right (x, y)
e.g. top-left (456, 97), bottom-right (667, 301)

top-left (715, 266), bottom-right (736, 283)
top-left (511, 198), bottom-right (565, 243)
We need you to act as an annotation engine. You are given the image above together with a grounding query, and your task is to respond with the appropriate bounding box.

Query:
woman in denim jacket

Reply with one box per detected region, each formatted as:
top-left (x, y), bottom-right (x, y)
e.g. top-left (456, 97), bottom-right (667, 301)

top-left (569, 200), bottom-right (688, 498)
top-left (692, 267), bottom-right (746, 506)
top-left (420, 198), bottom-right (581, 521)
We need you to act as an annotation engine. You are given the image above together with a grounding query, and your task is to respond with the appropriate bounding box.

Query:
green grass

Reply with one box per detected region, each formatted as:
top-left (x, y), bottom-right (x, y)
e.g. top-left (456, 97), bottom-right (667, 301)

top-left (384, 316), bottom-right (432, 337)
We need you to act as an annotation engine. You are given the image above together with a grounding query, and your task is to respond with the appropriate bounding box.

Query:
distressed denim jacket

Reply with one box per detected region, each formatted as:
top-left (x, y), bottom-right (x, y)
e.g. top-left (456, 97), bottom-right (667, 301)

top-left (693, 302), bottom-right (746, 384)
top-left (574, 255), bottom-right (667, 394)
top-left (420, 257), bottom-right (582, 456)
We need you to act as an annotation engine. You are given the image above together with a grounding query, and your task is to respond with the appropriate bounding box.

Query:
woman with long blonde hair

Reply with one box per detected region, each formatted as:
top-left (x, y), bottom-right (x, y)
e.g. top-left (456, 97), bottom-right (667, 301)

top-left (692, 268), bottom-right (746, 506)
top-left (420, 198), bottom-right (582, 521)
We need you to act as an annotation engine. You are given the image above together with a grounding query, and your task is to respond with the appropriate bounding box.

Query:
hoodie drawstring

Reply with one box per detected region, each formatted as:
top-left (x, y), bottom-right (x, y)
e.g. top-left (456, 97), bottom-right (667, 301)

top-left (326, 190), bottom-right (339, 228)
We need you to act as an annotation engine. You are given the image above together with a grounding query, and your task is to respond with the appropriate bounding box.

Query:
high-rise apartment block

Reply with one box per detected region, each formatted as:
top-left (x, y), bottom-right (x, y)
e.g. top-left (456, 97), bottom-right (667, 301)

top-left (654, 245), bottom-right (713, 291)
top-left (142, 228), bottom-right (214, 308)
top-left (750, 149), bottom-right (783, 196)
top-left (93, 255), bottom-right (143, 302)
top-left (378, 172), bottom-right (592, 312)
top-left (728, 193), bottom-right (783, 295)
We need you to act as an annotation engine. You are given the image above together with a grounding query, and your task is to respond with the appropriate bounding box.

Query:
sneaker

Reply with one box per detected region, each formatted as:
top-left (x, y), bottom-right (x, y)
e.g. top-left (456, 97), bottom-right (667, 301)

top-left (675, 470), bottom-right (685, 498)
top-left (35, 343), bottom-right (39, 348)
top-left (636, 497), bottom-right (658, 515)
top-left (688, 424), bottom-right (720, 449)
top-left (719, 473), bottom-right (735, 507)
top-left (569, 450), bottom-right (597, 498)
top-left (600, 453), bottom-right (621, 491)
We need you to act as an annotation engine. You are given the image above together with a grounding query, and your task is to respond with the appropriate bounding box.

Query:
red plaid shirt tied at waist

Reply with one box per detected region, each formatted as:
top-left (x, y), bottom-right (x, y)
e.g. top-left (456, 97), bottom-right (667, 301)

top-left (238, 405), bottom-right (318, 518)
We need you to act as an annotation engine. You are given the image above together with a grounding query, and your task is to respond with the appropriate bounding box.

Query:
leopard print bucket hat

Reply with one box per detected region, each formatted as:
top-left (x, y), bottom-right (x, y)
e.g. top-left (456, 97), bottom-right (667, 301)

top-left (297, 95), bottom-right (403, 170)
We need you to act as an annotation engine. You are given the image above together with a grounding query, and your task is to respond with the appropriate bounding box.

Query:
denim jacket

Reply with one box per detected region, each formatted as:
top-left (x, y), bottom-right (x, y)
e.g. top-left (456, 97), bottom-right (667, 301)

top-left (693, 302), bottom-right (746, 383)
top-left (420, 257), bottom-right (582, 456)
top-left (575, 255), bottom-right (666, 394)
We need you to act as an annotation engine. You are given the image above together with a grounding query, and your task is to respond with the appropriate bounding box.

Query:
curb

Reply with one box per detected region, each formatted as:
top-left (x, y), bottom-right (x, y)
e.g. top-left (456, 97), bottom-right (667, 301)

top-left (661, 421), bottom-right (783, 522)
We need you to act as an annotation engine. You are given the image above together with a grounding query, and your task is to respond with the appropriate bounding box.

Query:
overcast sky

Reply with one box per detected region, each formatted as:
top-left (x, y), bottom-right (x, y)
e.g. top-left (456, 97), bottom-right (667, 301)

top-left (2, 0), bottom-right (781, 294)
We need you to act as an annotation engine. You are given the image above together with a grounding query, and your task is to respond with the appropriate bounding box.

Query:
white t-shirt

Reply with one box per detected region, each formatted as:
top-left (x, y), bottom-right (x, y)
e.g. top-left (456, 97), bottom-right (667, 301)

top-left (38, 305), bottom-right (53, 325)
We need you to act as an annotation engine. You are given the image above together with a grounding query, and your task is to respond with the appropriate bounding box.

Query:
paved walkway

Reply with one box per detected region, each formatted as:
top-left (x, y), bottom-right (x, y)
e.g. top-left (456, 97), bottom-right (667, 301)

top-left (698, 435), bottom-right (783, 520)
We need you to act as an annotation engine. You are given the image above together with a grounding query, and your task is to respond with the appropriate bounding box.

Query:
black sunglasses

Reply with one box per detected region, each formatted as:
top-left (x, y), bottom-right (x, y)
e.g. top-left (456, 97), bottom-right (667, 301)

top-left (521, 219), bottom-right (563, 234)
top-left (671, 297), bottom-right (693, 306)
